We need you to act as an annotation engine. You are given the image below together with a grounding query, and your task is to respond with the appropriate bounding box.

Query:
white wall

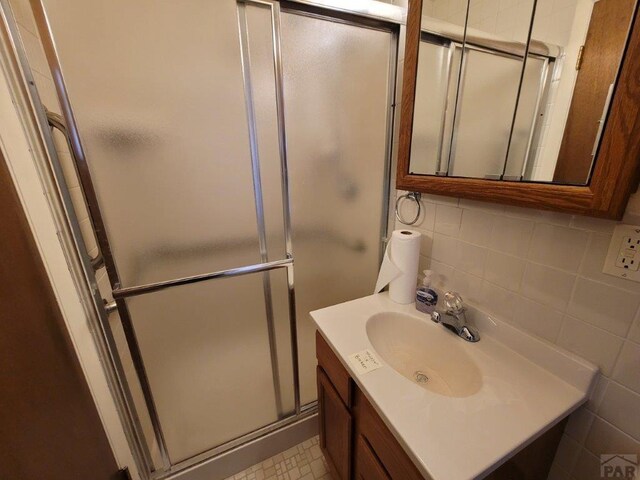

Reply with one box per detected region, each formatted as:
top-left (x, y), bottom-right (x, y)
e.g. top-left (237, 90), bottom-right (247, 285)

top-left (396, 190), bottom-right (640, 480)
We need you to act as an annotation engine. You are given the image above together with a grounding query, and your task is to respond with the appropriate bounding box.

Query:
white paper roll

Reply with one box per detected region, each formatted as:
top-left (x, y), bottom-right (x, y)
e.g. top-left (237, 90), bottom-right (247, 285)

top-left (374, 229), bottom-right (421, 304)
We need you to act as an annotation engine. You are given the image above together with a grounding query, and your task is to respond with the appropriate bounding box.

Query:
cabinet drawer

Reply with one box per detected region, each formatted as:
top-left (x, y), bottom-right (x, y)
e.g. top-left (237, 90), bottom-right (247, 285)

top-left (316, 331), bottom-right (352, 407)
top-left (317, 366), bottom-right (352, 480)
top-left (356, 435), bottom-right (391, 480)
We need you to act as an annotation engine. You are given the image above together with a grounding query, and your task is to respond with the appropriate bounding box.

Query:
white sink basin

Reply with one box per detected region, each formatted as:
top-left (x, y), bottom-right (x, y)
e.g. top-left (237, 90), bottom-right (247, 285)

top-left (366, 312), bottom-right (482, 397)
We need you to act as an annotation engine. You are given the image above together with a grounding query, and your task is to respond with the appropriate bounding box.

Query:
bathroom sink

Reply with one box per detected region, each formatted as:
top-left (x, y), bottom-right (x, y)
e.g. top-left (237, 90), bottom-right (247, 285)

top-left (311, 292), bottom-right (598, 480)
top-left (366, 312), bottom-right (482, 397)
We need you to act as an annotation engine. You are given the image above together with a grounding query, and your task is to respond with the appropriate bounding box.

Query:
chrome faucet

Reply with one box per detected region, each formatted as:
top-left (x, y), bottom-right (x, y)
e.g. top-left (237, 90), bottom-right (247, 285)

top-left (431, 291), bottom-right (480, 342)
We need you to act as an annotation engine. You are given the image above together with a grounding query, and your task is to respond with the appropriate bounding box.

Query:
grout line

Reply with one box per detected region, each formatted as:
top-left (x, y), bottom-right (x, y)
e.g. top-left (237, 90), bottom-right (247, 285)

top-left (607, 377), bottom-right (640, 399)
top-left (574, 230), bottom-right (593, 277)
top-left (583, 415), bottom-right (640, 452)
top-left (626, 303), bottom-right (640, 341)
top-left (561, 313), bottom-right (628, 341)
top-left (572, 272), bottom-right (640, 296)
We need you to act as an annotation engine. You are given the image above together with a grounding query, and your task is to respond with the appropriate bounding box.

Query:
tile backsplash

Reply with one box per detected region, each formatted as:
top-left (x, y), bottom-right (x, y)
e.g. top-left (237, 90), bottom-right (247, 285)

top-left (396, 190), bottom-right (640, 480)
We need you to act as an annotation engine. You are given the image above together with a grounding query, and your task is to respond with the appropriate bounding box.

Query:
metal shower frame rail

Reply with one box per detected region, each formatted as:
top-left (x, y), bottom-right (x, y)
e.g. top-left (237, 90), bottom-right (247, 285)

top-left (236, 0), bottom-right (292, 422)
top-left (14, 0), bottom-right (404, 478)
top-left (416, 31), bottom-right (557, 180)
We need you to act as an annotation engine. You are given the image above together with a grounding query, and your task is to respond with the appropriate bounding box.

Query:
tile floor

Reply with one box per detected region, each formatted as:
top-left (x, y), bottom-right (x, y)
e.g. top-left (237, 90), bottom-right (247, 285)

top-left (224, 435), bottom-right (334, 480)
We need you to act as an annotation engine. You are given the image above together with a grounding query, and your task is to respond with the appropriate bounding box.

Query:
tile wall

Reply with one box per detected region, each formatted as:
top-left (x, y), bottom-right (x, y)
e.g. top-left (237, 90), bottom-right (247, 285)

top-left (9, 0), bottom-right (98, 258)
top-left (396, 190), bottom-right (640, 480)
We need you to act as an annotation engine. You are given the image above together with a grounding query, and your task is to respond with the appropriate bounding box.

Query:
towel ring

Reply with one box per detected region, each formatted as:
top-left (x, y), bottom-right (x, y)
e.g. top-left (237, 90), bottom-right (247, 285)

top-left (395, 192), bottom-right (422, 225)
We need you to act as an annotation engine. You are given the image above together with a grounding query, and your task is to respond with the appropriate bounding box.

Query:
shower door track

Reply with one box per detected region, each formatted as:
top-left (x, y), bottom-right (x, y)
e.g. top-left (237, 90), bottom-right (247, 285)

top-left (7, 0), bottom-right (403, 478)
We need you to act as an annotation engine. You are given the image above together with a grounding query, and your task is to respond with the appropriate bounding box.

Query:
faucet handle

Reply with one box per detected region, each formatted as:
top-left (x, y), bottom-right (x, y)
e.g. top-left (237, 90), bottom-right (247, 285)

top-left (443, 291), bottom-right (465, 315)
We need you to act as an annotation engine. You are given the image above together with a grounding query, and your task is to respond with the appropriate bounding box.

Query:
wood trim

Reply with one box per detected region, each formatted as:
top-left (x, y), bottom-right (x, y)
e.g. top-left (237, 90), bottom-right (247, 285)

top-left (397, 0), bottom-right (423, 187)
top-left (356, 435), bottom-right (392, 480)
top-left (553, 0), bottom-right (636, 185)
top-left (0, 151), bottom-right (120, 479)
top-left (317, 367), bottom-right (353, 480)
top-left (353, 388), bottom-right (426, 480)
top-left (316, 332), bottom-right (352, 407)
top-left (396, 2), bottom-right (640, 219)
top-left (589, 5), bottom-right (640, 217)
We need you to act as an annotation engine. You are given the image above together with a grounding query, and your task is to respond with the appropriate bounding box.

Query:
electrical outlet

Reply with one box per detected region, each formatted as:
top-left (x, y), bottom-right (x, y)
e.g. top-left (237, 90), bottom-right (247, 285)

top-left (603, 224), bottom-right (640, 282)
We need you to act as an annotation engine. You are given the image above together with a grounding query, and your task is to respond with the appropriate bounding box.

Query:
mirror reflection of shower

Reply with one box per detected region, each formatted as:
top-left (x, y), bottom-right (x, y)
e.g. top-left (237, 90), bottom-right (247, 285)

top-left (410, 0), bottom-right (636, 185)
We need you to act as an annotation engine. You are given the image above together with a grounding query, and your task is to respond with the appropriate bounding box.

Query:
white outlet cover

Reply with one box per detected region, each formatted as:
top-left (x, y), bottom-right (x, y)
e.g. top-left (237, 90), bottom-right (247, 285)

top-left (603, 224), bottom-right (640, 283)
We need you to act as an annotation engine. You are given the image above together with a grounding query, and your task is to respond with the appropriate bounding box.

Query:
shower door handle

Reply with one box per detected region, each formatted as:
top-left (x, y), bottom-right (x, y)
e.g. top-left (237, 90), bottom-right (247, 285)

top-left (46, 108), bottom-right (104, 271)
top-left (103, 300), bottom-right (118, 314)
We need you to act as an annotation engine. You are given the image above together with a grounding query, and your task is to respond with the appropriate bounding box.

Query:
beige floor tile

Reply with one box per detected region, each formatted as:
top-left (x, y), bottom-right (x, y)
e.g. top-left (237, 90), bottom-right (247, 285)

top-left (222, 435), bottom-right (334, 480)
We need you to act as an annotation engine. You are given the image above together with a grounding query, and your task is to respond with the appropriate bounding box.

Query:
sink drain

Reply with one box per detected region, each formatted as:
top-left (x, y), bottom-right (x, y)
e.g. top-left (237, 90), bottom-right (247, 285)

top-left (414, 371), bottom-right (429, 383)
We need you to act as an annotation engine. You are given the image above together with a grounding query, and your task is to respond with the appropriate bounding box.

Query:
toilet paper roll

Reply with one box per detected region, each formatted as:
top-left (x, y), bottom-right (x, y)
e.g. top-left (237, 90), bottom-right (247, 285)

top-left (374, 229), bottom-right (421, 304)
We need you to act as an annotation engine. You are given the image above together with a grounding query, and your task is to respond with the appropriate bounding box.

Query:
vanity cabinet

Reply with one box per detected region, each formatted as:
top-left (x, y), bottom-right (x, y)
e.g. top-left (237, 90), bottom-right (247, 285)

top-left (355, 436), bottom-right (389, 480)
top-left (317, 367), bottom-right (352, 479)
top-left (316, 332), bottom-right (565, 480)
top-left (316, 332), bottom-right (425, 480)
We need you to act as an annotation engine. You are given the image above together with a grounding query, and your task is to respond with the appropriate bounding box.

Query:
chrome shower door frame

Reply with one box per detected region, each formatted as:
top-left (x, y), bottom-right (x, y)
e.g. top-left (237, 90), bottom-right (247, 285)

top-left (446, 43), bottom-right (555, 180)
top-left (20, 0), bottom-right (402, 478)
top-left (509, 55), bottom-right (551, 181)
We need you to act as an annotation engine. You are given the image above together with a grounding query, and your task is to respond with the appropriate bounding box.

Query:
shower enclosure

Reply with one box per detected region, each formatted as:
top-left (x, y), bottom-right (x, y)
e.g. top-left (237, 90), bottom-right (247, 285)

top-left (6, 0), bottom-right (401, 478)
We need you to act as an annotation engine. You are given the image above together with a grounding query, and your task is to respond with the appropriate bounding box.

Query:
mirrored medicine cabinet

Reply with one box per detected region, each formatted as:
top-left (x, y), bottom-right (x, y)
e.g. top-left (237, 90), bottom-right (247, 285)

top-left (397, 0), bottom-right (640, 218)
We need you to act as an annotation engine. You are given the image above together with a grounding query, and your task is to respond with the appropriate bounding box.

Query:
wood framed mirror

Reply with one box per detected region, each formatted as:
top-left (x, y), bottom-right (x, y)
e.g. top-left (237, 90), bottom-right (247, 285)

top-left (397, 0), bottom-right (640, 219)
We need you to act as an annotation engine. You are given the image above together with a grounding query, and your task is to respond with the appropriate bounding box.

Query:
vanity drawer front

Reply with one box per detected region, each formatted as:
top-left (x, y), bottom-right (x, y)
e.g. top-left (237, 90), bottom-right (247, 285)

top-left (356, 435), bottom-right (391, 480)
top-left (317, 367), bottom-right (352, 480)
top-left (316, 331), bottom-right (352, 407)
top-left (355, 389), bottom-right (427, 480)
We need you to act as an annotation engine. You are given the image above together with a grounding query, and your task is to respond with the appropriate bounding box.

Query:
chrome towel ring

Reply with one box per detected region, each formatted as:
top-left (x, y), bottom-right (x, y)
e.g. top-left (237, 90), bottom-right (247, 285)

top-left (395, 192), bottom-right (422, 225)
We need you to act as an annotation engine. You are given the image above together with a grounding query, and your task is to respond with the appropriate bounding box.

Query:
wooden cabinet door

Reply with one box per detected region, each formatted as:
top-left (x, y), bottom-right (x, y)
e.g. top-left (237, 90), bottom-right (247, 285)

top-left (0, 152), bottom-right (123, 479)
top-left (354, 389), bottom-right (426, 480)
top-left (317, 366), bottom-right (352, 480)
top-left (553, 0), bottom-right (636, 183)
top-left (356, 435), bottom-right (391, 480)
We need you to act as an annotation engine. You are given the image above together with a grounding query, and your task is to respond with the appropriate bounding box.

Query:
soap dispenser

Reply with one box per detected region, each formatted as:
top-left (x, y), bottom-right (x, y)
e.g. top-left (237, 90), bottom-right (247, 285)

top-left (416, 270), bottom-right (438, 314)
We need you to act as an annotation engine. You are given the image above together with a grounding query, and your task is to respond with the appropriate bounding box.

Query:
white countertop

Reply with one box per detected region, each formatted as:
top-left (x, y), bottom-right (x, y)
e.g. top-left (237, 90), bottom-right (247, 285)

top-left (310, 292), bottom-right (598, 480)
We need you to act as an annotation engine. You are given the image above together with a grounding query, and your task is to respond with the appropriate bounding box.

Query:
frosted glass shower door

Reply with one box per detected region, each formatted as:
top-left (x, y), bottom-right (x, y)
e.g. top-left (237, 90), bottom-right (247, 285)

top-left (280, 12), bottom-right (393, 405)
top-left (40, 0), bottom-right (287, 288)
top-left (449, 49), bottom-right (524, 178)
top-left (411, 39), bottom-right (458, 175)
top-left (38, 0), bottom-right (294, 468)
top-left (36, 0), bottom-right (394, 471)
top-left (125, 270), bottom-right (293, 463)
top-left (504, 56), bottom-right (549, 179)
